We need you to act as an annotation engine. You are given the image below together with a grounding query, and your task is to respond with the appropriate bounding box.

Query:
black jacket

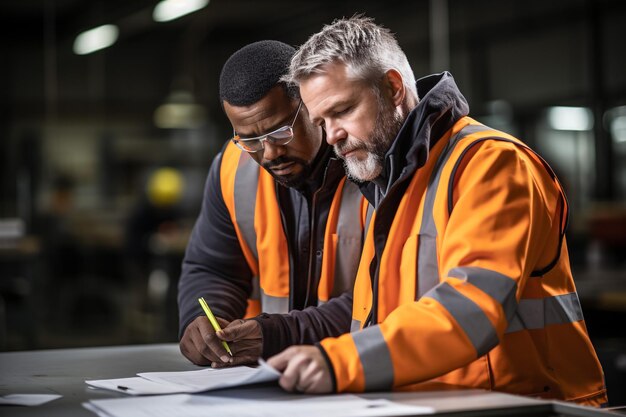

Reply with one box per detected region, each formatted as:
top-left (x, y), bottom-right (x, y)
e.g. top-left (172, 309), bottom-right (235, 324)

top-left (177, 140), bottom-right (353, 356)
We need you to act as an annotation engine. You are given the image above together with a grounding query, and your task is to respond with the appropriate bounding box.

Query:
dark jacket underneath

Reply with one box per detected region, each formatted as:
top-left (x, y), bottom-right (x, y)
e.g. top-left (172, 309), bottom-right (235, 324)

top-left (177, 140), bottom-right (352, 355)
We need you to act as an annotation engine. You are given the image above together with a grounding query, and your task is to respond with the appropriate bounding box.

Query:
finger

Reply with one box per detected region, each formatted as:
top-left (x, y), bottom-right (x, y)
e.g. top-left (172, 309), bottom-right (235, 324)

top-left (299, 357), bottom-right (331, 394)
top-left (296, 359), bottom-right (319, 393)
top-left (267, 346), bottom-right (298, 372)
top-left (191, 316), bottom-right (229, 362)
top-left (179, 326), bottom-right (211, 366)
top-left (185, 318), bottom-right (220, 364)
top-left (298, 350), bottom-right (332, 394)
top-left (219, 320), bottom-right (261, 342)
top-left (210, 354), bottom-right (258, 368)
top-left (279, 351), bottom-right (311, 392)
top-left (216, 317), bottom-right (230, 328)
top-left (203, 331), bottom-right (231, 364)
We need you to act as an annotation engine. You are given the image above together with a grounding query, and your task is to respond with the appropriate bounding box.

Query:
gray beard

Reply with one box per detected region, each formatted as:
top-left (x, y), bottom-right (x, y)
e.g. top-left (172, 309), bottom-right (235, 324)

top-left (340, 96), bottom-right (404, 182)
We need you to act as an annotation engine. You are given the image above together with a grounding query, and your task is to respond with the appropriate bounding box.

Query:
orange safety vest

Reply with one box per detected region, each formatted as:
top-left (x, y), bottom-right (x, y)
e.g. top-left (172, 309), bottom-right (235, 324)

top-left (219, 141), bottom-right (365, 317)
top-left (320, 117), bottom-right (607, 406)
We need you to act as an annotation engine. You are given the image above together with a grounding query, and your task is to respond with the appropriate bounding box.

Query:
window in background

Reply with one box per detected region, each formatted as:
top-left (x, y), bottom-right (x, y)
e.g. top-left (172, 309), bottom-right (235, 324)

top-left (606, 106), bottom-right (626, 202)
top-left (535, 106), bottom-right (595, 212)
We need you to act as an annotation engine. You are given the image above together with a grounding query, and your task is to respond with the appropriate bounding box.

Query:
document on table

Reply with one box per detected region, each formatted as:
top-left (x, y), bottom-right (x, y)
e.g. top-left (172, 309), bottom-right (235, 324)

top-left (84, 393), bottom-right (435, 417)
top-left (85, 359), bottom-right (280, 395)
top-left (0, 394), bottom-right (62, 406)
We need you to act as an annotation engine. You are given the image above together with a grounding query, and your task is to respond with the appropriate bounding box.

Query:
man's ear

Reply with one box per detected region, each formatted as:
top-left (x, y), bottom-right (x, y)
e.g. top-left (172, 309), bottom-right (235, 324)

top-left (384, 69), bottom-right (405, 107)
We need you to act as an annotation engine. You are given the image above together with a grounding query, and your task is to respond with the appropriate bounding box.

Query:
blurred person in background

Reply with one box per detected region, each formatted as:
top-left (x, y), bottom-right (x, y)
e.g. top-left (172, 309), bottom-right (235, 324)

top-left (36, 173), bottom-right (82, 327)
top-left (125, 167), bottom-right (185, 321)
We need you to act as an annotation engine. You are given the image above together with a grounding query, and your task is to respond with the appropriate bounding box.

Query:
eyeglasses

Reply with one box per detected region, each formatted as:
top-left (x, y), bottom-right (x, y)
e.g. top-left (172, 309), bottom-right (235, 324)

top-left (231, 101), bottom-right (303, 153)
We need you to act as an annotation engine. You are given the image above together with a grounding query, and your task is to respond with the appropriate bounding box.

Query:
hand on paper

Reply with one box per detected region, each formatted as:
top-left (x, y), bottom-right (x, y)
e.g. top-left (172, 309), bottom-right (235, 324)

top-left (267, 346), bottom-right (332, 394)
top-left (213, 319), bottom-right (263, 368)
top-left (180, 315), bottom-right (232, 365)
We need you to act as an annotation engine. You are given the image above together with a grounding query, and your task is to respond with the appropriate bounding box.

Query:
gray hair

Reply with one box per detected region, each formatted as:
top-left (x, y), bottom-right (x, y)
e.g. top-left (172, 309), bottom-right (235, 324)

top-left (285, 16), bottom-right (417, 99)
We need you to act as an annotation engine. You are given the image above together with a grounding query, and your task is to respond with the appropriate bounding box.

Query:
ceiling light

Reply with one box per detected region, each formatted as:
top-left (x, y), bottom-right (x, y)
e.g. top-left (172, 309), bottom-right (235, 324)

top-left (73, 24), bottom-right (119, 55)
top-left (546, 106), bottom-right (593, 131)
top-left (153, 0), bottom-right (209, 23)
top-left (154, 90), bottom-right (207, 129)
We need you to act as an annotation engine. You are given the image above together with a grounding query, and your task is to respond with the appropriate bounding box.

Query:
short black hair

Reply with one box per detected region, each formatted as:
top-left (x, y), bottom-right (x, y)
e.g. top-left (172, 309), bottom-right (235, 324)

top-left (219, 40), bottom-right (299, 107)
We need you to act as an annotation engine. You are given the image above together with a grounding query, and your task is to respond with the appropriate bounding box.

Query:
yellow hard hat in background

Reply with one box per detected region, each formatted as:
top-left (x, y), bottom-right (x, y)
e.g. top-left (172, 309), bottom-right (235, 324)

top-left (146, 167), bottom-right (184, 207)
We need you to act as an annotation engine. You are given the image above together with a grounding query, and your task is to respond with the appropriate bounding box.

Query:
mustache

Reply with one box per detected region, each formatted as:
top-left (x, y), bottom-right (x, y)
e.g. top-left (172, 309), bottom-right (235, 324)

top-left (334, 141), bottom-right (363, 158)
top-left (262, 156), bottom-right (306, 170)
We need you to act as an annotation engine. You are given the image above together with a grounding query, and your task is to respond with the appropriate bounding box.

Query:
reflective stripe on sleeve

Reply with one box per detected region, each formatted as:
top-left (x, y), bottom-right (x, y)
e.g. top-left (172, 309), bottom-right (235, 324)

top-left (234, 152), bottom-right (259, 260)
top-left (352, 325), bottom-right (394, 391)
top-left (351, 319), bottom-right (361, 332)
top-left (260, 289), bottom-right (289, 314)
top-left (506, 292), bottom-right (584, 333)
top-left (447, 266), bottom-right (518, 322)
top-left (425, 282), bottom-right (499, 356)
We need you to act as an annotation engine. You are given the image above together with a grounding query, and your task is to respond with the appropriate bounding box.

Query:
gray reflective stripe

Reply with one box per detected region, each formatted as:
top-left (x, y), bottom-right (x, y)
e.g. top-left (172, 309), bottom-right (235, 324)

top-left (352, 325), bottom-right (394, 390)
top-left (506, 292), bottom-right (584, 334)
top-left (317, 300), bottom-right (326, 306)
top-left (416, 125), bottom-right (488, 297)
top-left (332, 181), bottom-right (364, 297)
top-left (448, 266), bottom-right (518, 322)
top-left (425, 282), bottom-right (499, 356)
top-left (234, 152), bottom-right (259, 260)
top-left (351, 319), bottom-right (361, 332)
top-left (260, 289), bottom-right (289, 313)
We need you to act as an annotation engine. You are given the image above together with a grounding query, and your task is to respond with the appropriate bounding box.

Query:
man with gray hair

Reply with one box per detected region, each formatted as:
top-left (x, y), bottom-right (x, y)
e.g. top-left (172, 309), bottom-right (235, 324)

top-left (264, 16), bottom-right (606, 406)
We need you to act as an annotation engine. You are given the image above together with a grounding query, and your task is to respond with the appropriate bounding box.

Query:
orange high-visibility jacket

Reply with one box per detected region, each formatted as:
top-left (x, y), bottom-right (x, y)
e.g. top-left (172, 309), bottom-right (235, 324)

top-left (320, 118), bottom-right (607, 406)
top-left (219, 141), bottom-right (366, 317)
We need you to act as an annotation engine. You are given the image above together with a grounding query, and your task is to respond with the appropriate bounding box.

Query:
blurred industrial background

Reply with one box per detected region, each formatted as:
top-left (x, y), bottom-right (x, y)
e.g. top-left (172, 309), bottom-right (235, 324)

top-left (0, 0), bottom-right (625, 405)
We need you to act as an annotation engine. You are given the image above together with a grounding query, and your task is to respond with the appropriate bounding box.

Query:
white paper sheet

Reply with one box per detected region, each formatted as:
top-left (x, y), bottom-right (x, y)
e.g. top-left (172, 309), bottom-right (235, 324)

top-left (85, 359), bottom-right (281, 395)
top-left (85, 377), bottom-right (191, 395)
top-left (83, 393), bottom-right (434, 417)
top-left (0, 394), bottom-right (62, 406)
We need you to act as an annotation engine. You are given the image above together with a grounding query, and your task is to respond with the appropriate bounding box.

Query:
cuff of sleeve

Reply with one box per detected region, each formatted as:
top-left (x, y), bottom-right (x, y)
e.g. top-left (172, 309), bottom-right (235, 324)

top-left (252, 313), bottom-right (290, 358)
top-left (316, 343), bottom-right (337, 393)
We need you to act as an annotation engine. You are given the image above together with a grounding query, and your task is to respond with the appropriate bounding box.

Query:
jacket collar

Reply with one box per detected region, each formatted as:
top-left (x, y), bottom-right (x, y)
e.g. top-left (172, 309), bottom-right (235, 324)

top-left (293, 132), bottom-right (344, 196)
top-left (360, 71), bottom-right (470, 205)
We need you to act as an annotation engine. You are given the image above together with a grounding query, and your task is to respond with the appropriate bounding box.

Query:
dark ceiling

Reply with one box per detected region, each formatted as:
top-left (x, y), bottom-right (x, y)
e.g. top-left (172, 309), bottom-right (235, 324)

top-left (1, 0), bottom-right (625, 133)
top-left (0, 0), bottom-right (431, 126)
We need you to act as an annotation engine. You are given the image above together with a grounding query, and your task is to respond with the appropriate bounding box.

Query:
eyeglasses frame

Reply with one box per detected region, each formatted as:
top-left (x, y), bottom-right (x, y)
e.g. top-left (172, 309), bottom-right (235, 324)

top-left (231, 100), bottom-right (303, 153)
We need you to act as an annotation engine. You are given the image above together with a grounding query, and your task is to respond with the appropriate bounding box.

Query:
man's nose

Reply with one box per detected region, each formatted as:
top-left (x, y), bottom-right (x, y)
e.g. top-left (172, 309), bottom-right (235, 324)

top-left (262, 140), bottom-right (286, 161)
top-left (324, 122), bottom-right (347, 146)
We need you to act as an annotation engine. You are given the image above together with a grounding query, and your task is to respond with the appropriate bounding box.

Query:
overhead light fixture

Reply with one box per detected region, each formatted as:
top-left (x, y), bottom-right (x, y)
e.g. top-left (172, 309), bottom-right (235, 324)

top-left (153, 0), bottom-right (209, 23)
top-left (154, 89), bottom-right (207, 129)
top-left (546, 106), bottom-right (593, 131)
top-left (73, 24), bottom-right (119, 55)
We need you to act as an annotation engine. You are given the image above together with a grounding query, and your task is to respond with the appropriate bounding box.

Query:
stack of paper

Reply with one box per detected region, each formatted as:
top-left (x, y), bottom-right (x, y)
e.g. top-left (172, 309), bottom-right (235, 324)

top-left (86, 360), bottom-right (280, 395)
top-left (84, 393), bottom-right (435, 417)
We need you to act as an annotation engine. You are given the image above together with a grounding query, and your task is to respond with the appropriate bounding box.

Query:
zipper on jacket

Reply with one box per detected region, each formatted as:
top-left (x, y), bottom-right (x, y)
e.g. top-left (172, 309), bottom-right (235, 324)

top-left (367, 154), bottom-right (414, 327)
top-left (276, 183), bottom-right (296, 311)
top-left (302, 190), bottom-right (319, 308)
top-left (303, 161), bottom-right (333, 308)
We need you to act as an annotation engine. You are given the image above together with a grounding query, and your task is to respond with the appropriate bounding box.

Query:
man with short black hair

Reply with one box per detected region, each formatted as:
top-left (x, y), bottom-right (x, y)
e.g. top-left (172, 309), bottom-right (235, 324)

top-left (177, 40), bottom-right (364, 367)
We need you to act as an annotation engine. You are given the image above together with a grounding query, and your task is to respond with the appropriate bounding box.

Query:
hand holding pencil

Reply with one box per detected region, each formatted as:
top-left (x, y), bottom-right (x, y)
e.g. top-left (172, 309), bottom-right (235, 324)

top-left (179, 298), bottom-right (264, 367)
top-left (198, 297), bottom-right (233, 356)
